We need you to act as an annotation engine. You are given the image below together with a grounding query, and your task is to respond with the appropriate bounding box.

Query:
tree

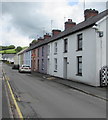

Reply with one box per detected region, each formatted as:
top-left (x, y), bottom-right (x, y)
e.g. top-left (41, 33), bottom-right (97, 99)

top-left (8, 45), bottom-right (15, 49)
top-left (0, 46), bottom-right (8, 50)
top-left (15, 46), bottom-right (22, 53)
top-left (31, 40), bottom-right (37, 44)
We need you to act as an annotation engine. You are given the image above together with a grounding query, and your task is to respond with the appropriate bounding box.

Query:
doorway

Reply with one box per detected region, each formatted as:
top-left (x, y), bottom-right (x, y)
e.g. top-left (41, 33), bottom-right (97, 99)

top-left (64, 57), bottom-right (67, 79)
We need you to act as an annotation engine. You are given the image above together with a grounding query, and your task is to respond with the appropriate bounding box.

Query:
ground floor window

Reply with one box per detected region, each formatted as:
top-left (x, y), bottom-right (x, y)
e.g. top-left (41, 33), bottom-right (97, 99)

top-left (77, 56), bottom-right (82, 76)
top-left (42, 59), bottom-right (44, 70)
top-left (38, 59), bottom-right (39, 70)
top-left (54, 58), bottom-right (57, 72)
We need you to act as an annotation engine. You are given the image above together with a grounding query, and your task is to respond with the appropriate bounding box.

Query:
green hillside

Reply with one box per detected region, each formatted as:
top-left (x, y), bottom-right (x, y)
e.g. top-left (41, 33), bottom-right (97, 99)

top-left (0, 49), bottom-right (16, 54)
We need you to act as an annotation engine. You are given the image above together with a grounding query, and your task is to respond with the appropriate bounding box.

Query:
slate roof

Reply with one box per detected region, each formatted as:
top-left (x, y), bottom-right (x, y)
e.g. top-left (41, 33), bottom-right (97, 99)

top-left (26, 9), bottom-right (108, 52)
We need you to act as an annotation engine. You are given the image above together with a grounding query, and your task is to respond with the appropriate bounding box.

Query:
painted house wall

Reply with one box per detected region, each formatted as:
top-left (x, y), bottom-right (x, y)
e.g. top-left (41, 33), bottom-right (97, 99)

top-left (107, 16), bottom-right (108, 65)
top-left (18, 54), bottom-right (24, 66)
top-left (14, 54), bottom-right (19, 65)
top-left (96, 16), bottom-right (108, 85)
top-left (37, 45), bottom-right (48, 74)
top-left (34, 48), bottom-right (38, 71)
top-left (24, 51), bottom-right (31, 67)
top-left (31, 49), bottom-right (36, 71)
top-left (48, 27), bottom-right (99, 86)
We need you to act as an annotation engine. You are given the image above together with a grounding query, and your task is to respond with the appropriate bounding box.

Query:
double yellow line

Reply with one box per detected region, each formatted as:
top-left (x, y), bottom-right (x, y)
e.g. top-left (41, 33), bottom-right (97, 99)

top-left (4, 74), bottom-right (23, 119)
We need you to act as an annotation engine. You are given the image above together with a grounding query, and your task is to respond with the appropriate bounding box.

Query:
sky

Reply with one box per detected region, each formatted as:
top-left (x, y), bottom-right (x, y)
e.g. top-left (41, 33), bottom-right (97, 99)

top-left (0, 0), bottom-right (107, 47)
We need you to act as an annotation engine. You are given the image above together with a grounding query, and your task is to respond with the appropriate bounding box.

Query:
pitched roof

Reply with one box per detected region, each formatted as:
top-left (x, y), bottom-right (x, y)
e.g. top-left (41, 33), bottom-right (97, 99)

top-left (17, 47), bottom-right (28, 55)
top-left (26, 9), bottom-right (108, 52)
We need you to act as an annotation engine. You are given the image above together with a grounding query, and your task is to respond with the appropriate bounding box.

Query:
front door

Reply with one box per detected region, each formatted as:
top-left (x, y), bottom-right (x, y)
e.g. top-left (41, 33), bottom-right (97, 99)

top-left (64, 57), bottom-right (67, 79)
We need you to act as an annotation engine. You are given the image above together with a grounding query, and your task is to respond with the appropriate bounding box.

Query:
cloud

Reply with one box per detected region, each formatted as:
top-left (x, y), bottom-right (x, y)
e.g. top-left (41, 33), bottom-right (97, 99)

top-left (1, 0), bottom-right (107, 47)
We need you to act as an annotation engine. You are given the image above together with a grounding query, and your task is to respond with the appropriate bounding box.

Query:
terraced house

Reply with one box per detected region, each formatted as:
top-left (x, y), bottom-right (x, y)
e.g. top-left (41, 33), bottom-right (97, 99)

top-left (23, 9), bottom-right (108, 86)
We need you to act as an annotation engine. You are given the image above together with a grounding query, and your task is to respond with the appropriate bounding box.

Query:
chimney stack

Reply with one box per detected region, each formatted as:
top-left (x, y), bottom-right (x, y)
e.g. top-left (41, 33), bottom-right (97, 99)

top-left (44, 33), bottom-right (51, 40)
top-left (84, 9), bottom-right (99, 20)
top-left (38, 37), bottom-right (44, 42)
top-left (52, 29), bottom-right (61, 36)
top-left (65, 19), bottom-right (76, 30)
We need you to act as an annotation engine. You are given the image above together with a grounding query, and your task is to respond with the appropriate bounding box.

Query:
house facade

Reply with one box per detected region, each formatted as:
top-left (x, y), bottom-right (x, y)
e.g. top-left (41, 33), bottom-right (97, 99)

top-left (31, 34), bottom-right (51, 74)
top-left (18, 47), bottom-right (28, 66)
top-left (22, 9), bottom-right (107, 86)
top-left (47, 9), bottom-right (108, 86)
top-left (14, 53), bottom-right (19, 65)
top-left (24, 50), bottom-right (31, 67)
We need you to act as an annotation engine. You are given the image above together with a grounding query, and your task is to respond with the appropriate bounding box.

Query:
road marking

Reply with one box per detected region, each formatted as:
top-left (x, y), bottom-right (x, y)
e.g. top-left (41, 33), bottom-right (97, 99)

top-left (6, 77), bottom-right (23, 119)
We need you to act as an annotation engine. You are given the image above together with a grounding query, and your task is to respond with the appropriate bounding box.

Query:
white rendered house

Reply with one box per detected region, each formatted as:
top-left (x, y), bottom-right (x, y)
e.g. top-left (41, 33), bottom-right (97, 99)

top-left (47, 9), bottom-right (108, 86)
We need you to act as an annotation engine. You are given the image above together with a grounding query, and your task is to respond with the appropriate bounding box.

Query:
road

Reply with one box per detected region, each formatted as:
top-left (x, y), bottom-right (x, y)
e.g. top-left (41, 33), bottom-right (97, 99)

top-left (2, 63), bottom-right (106, 118)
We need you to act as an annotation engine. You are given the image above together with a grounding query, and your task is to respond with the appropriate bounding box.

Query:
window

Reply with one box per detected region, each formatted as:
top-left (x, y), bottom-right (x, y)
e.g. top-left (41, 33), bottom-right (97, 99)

top-left (54, 42), bottom-right (57, 54)
top-left (42, 59), bottom-right (44, 70)
top-left (64, 39), bottom-right (68, 53)
top-left (38, 48), bottom-right (39, 57)
top-left (42, 46), bottom-right (44, 56)
top-left (54, 58), bottom-right (57, 72)
top-left (77, 34), bottom-right (82, 51)
top-left (37, 59), bottom-right (39, 70)
top-left (77, 56), bottom-right (82, 76)
top-left (47, 45), bottom-right (50, 56)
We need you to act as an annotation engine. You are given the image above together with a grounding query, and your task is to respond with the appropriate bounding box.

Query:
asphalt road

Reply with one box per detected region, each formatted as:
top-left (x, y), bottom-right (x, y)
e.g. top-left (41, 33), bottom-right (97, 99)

top-left (2, 63), bottom-right (106, 118)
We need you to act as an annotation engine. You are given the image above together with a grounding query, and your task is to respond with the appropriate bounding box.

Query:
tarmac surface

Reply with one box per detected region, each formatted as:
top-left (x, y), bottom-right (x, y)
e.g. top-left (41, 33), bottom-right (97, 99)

top-left (2, 63), bottom-right (107, 119)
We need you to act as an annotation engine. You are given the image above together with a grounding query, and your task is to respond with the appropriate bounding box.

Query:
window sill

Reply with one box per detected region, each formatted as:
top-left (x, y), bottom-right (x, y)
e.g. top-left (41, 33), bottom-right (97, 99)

top-left (76, 49), bottom-right (82, 52)
top-left (63, 51), bottom-right (68, 53)
top-left (54, 70), bottom-right (57, 72)
top-left (54, 53), bottom-right (57, 55)
top-left (76, 73), bottom-right (82, 76)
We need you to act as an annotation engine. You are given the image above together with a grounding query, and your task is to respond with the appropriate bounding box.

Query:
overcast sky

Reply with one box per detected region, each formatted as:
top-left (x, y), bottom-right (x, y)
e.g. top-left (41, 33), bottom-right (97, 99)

top-left (0, 0), bottom-right (107, 47)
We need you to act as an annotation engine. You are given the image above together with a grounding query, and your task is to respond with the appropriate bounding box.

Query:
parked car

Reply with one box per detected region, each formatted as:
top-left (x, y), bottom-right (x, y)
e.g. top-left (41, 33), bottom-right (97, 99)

top-left (12, 64), bottom-right (19, 70)
top-left (19, 65), bottom-right (31, 73)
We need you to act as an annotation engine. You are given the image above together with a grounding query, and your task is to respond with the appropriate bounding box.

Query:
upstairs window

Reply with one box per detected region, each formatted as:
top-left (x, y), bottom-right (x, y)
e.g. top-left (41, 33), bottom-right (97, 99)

top-left (77, 34), bottom-right (83, 51)
top-left (54, 42), bottom-right (57, 54)
top-left (42, 46), bottom-right (44, 56)
top-left (38, 48), bottom-right (39, 57)
top-left (47, 45), bottom-right (50, 56)
top-left (64, 39), bottom-right (68, 53)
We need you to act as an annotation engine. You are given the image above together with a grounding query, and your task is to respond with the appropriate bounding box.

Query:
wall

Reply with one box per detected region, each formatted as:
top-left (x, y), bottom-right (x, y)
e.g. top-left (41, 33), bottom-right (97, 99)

top-left (14, 54), bottom-right (19, 64)
top-left (24, 51), bottom-right (31, 67)
top-left (48, 27), bottom-right (98, 86)
top-left (36, 44), bottom-right (48, 74)
top-left (96, 16), bottom-right (108, 85)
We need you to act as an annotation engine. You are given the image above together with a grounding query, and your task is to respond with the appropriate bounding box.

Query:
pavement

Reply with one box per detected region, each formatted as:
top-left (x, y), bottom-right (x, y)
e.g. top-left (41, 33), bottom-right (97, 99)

top-left (0, 62), bottom-right (2, 119)
top-left (31, 71), bottom-right (108, 101)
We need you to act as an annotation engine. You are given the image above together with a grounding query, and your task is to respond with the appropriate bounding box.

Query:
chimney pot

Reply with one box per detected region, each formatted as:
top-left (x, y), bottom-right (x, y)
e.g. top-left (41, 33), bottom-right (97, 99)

top-left (38, 37), bottom-right (44, 42)
top-left (44, 33), bottom-right (51, 39)
top-left (84, 9), bottom-right (99, 20)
